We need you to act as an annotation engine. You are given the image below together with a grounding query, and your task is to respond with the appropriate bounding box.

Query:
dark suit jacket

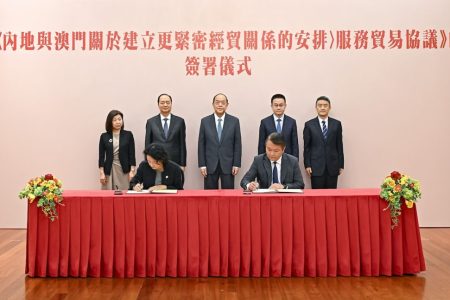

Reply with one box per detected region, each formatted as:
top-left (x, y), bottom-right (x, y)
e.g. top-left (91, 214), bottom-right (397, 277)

top-left (98, 130), bottom-right (136, 175)
top-left (129, 160), bottom-right (184, 190)
top-left (240, 153), bottom-right (304, 189)
top-left (198, 113), bottom-right (242, 174)
top-left (258, 115), bottom-right (299, 158)
top-left (145, 114), bottom-right (187, 167)
top-left (303, 117), bottom-right (344, 177)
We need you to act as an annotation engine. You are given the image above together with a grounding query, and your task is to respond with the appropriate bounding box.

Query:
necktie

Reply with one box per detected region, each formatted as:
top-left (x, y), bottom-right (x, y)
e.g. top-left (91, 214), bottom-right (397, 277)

top-left (217, 118), bottom-right (223, 140)
top-left (322, 120), bottom-right (328, 141)
top-left (163, 118), bottom-right (169, 139)
top-left (276, 118), bottom-right (282, 133)
top-left (272, 161), bottom-right (279, 184)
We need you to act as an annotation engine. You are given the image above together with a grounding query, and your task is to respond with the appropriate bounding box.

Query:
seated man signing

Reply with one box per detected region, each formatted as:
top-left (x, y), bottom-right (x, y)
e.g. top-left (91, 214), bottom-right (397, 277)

top-left (240, 133), bottom-right (304, 191)
top-left (130, 143), bottom-right (184, 191)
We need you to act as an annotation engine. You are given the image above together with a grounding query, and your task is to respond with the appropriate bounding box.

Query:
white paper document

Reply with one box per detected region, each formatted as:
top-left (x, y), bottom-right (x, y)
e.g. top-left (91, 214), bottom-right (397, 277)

top-left (252, 188), bottom-right (303, 194)
top-left (126, 189), bottom-right (178, 194)
top-left (150, 189), bottom-right (178, 194)
top-left (127, 190), bottom-right (150, 194)
top-left (275, 189), bottom-right (303, 193)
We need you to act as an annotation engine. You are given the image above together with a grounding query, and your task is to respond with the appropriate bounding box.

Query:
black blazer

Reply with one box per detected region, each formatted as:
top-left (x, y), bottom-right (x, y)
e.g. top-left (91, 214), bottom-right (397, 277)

top-left (258, 115), bottom-right (299, 158)
top-left (240, 153), bottom-right (304, 189)
top-left (198, 113), bottom-right (242, 174)
top-left (98, 130), bottom-right (136, 175)
top-left (145, 114), bottom-right (187, 167)
top-left (129, 160), bottom-right (184, 190)
top-left (303, 117), bottom-right (344, 177)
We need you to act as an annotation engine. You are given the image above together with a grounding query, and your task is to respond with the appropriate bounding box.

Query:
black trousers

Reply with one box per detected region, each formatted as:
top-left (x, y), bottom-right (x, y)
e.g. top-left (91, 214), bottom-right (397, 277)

top-left (311, 169), bottom-right (338, 189)
top-left (204, 164), bottom-right (234, 189)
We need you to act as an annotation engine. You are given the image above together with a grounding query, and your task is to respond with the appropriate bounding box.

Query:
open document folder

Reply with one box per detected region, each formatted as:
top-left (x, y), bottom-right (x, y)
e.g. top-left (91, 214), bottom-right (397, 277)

top-left (251, 189), bottom-right (303, 194)
top-left (126, 189), bottom-right (178, 194)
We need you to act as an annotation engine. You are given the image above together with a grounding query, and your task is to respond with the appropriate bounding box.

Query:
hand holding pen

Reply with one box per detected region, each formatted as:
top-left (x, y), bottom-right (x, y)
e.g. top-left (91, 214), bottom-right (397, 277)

top-left (133, 182), bottom-right (143, 192)
top-left (247, 181), bottom-right (259, 192)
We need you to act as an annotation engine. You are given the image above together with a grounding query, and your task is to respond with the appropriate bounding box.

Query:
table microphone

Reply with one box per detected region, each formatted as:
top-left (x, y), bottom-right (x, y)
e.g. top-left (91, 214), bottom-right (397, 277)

top-left (114, 185), bottom-right (123, 195)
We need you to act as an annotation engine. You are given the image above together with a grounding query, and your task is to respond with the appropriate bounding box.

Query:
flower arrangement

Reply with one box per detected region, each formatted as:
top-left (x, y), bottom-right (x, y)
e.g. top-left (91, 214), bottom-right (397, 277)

top-left (380, 171), bottom-right (421, 227)
top-left (19, 174), bottom-right (63, 221)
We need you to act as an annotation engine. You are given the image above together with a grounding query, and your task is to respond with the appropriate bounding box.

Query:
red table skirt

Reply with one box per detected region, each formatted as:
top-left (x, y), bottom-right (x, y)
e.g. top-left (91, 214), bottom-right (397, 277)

top-left (26, 189), bottom-right (425, 277)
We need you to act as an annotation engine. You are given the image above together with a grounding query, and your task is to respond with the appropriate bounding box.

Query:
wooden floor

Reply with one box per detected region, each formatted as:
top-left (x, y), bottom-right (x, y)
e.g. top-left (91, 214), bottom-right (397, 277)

top-left (1, 229), bottom-right (450, 300)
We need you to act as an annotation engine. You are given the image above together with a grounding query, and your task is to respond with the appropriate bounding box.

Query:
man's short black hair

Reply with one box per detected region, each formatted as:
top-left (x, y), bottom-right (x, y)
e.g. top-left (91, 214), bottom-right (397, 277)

top-left (212, 93), bottom-right (228, 103)
top-left (266, 132), bottom-right (286, 148)
top-left (144, 143), bottom-right (169, 167)
top-left (271, 94), bottom-right (286, 104)
top-left (105, 110), bottom-right (124, 132)
top-left (316, 96), bottom-right (331, 105)
top-left (157, 94), bottom-right (172, 104)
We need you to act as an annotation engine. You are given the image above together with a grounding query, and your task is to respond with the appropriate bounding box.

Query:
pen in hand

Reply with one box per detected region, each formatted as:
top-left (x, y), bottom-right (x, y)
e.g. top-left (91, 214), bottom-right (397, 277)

top-left (133, 182), bottom-right (143, 192)
top-left (247, 181), bottom-right (259, 192)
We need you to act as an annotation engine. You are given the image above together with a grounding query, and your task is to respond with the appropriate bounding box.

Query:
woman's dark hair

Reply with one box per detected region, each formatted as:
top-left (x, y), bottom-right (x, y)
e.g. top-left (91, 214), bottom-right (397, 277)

top-left (144, 143), bottom-right (169, 167)
top-left (105, 110), bottom-right (124, 132)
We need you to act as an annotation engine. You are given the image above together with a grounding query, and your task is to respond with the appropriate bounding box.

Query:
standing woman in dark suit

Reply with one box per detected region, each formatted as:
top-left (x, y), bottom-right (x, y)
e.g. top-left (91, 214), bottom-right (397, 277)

top-left (99, 110), bottom-right (136, 190)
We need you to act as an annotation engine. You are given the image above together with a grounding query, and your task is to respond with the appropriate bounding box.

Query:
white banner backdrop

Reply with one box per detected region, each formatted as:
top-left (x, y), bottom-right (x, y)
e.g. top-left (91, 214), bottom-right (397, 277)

top-left (1, 0), bottom-right (450, 227)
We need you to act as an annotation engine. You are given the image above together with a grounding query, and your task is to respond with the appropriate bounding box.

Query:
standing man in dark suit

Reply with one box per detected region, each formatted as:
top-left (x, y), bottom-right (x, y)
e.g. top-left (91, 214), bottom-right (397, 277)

top-left (241, 133), bottom-right (304, 191)
top-left (303, 96), bottom-right (344, 189)
top-left (145, 94), bottom-right (187, 170)
top-left (258, 94), bottom-right (299, 158)
top-left (198, 93), bottom-right (242, 189)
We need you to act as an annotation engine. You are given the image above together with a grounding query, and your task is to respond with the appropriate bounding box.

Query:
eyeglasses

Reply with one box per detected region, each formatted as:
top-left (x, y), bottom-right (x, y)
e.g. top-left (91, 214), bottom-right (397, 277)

top-left (214, 100), bottom-right (227, 105)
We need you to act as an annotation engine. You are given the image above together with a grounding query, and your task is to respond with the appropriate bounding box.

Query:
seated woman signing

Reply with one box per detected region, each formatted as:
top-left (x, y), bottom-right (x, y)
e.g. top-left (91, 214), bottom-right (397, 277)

top-left (130, 143), bottom-right (184, 191)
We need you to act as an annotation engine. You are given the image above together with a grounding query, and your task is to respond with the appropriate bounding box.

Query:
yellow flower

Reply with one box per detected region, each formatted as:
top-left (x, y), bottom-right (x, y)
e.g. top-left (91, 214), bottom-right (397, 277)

top-left (405, 200), bottom-right (414, 208)
top-left (47, 193), bottom-right (54, 200)
top-left (387, 178), bottom-right (395, 188)
top-left (28, 193), bottom-right (36, 202)
top-left (400, 176), bottom-right (408, 185)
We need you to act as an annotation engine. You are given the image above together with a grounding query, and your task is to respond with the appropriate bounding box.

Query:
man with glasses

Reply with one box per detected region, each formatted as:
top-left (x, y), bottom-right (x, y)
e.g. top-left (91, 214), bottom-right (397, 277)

top-left (258, 94), bottom-right (299, 158)
top-left (198, 93), bottom-right (242, 189)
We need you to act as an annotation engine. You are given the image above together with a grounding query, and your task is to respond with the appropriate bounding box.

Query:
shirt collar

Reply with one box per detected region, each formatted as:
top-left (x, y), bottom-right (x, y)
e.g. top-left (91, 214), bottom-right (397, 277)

top-left (273, 114), bottom-right (285, 122)
top-left (160, 113), bottom-right (172, 121)
top-left (318, 116), bottom-right (328, 123)
top-left (214, 113), bottom-right (226, 122)
top-left (271, 155), bottom-right (282, 165)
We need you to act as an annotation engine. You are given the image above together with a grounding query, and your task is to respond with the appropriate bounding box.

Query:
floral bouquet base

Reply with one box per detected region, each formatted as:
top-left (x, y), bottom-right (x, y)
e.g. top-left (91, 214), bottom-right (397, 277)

top-left (380, 171), bottom-right (421, 228)
top-left (19, 174), bottom-right (63, 221)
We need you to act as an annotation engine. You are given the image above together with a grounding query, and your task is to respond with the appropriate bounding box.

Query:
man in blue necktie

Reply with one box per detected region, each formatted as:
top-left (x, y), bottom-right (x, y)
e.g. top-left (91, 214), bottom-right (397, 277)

top-left (303, 96), bottom-right (344, 189)
top-left (257, 94), bottom-right (300, 159)
top-left (198, 93), bottom-right (242, 189)
top-left (241, 133), bottom-right (304, 191)
top-left (145, 94), bottom-right (187, 171)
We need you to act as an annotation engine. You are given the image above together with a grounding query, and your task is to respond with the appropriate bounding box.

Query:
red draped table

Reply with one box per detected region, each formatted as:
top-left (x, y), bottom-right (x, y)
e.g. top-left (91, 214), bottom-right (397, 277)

top-left (26, 189), bottom-right (425, 277)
